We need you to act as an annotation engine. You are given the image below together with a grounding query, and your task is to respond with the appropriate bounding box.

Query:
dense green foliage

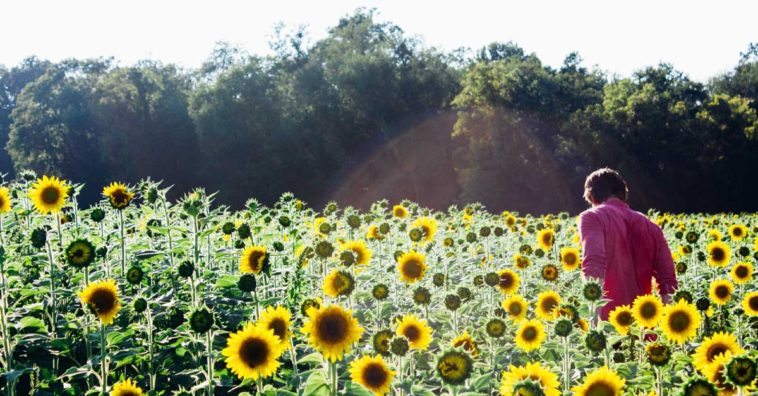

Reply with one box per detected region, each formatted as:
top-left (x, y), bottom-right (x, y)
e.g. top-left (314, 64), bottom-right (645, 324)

top-left (1, 10), bottom-right (756, 213)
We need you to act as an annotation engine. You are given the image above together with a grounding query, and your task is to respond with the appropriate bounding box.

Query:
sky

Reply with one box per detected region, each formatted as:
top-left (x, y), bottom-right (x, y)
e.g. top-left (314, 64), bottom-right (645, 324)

top-left (3, 0), bottom-right (757, 82)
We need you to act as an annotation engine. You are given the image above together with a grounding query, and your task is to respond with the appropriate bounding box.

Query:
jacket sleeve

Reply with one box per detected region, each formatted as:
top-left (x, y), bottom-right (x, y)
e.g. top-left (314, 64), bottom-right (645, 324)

top-left (579, 211), bottom-right (606, 280)
top-left (652, 225), bottom-right (678, 296)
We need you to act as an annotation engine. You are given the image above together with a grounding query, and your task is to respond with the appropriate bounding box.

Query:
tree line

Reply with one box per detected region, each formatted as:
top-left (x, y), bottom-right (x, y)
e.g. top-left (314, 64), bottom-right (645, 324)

top-left (1, 10), bottom-right (756, 213)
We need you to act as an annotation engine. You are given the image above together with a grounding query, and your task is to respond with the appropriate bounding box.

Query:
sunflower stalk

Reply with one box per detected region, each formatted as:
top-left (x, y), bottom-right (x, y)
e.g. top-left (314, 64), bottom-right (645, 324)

top-left (99, 323), bottom-right (108, 396)
top-left (0, 246), bottom-right (15, 396)
top-left (206, 330), bottom-right (214, 396)
top-left (119, 209), bottom-right (126, 274)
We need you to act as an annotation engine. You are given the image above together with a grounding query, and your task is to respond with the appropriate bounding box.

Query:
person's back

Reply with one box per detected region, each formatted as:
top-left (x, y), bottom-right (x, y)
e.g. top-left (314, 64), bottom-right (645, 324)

top-left (578, 168), bottom-right (678, 320)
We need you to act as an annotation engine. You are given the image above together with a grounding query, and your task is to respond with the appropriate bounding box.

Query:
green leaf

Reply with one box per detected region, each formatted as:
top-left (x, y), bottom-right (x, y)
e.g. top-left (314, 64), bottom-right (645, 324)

top-left (17, 316), bottom-right (46, 333)
top-left (303, 370), bottom-right (330, 396)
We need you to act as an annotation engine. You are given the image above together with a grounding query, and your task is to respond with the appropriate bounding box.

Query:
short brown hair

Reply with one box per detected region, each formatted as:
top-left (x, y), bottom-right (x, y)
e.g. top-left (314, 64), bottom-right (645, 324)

top-left (583, 168), bottom-right (628, 204)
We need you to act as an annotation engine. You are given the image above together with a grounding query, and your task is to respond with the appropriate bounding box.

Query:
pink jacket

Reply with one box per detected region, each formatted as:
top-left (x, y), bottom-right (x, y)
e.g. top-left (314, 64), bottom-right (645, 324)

top-left (578, 198), bottom-right (678, 320)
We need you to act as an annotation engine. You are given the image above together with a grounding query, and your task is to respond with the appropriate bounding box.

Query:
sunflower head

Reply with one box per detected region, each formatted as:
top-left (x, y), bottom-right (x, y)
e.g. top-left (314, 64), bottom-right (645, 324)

top-left (730, 262), bottom-right (753, 284)
top-left (692, 332), bottom-right (744, 375)
top-left (222, 322), bottom-right (285, 380)
top-left (397, 250), bottom-right (427, 284)
top-left (645, 342), bottom-right (671, 366)
top-left (392, 204), bottom-right (408, 218)
top-left (680, 378), bottom-right (717, 396)
top-left (486, 318), bottom-right (507, 338)
top-left (451, 331), bottom-right (479, 358)
top-left (110, 378), bottom-right (144, 396)
top-left (323, 269), bottom-right (356, 298)
top-left (560, 247), bottom-right (580, 271)
top-left (372, 329), bottom-right (393, 357)
top-left (502, 294), bottom-right (528, 322)
top-left (499, 362), bottom-right (561, 396)
top-left (632, 294), bottom-right (663, 328)
top-left (608, 305), bottom-right (635, 336)
top-left (0, 187), bottom-right (12, 214)
top-left (709, 279), bottom-right (734, 305)
top-left (706, 241), bottom-right (731, 268)
top-left (239, 246), bottom-right (268, 275)
top-left (102, 182), bottom-right (134, 210)
top-left (28, 175), bottom-right (68, 214)
top-left (189, 306), bottom-right (215, 333)
top-left (395, 314), bottom-right (432, 350)
top-left (496, 269), bottom-right (521, 295)
top-left (349, 355), bottom-right (395, 396)
top-left (728, 224), bottom-right (747, 241)
top-left (660, 299), bottom-right (701, 344)
top-left (410, 217), bottom-right (437, 243)
top-left (79, 279), bottom-right (121, 325)
top-left (64, 238), bottom-right (96, 269)
top-left (535, 291), bottom-right (562, 321)
top-left (341, 240), bottom-right (372, 266)
top-left (301, 304), bottom-right (364, 362)
top-left (743, 291), bottom-right (758, 316)
top-left (540, 264), bottom-right (559, 282)
top-left (725, 355), bottom-right (757, 388)
top-left (536, 229), bottom-right (554, 250)
top-left (257, 305), bottom-right (292, 343)
top-left (515, 319), bottom-right (546, 352)
top-left (571, 366), bottom-right (625, 396)
top-left (436, 350), bottom-right (473, 385)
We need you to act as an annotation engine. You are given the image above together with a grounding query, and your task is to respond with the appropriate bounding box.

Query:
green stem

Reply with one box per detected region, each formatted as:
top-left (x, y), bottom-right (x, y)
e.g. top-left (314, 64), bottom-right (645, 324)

top-left (119, 210), bottom-right (126, 274)
top-left (100, 324), bottom-right (108, 396)
top-left (206, 331), bottom-right (214, 396)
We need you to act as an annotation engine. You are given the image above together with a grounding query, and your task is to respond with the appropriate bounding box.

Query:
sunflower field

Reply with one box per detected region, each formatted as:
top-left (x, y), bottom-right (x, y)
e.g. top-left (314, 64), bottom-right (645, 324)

top-left (0, 172), bottom-right (755, 396)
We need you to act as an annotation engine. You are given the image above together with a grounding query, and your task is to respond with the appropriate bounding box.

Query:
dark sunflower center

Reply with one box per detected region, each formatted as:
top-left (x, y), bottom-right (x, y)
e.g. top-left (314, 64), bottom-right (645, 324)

top-left (715, 286), bottom-right (729, 299)
top-left (564, 254), bottom-right (577, 265)
top-left (617, 312), bottom-right (633, 326)
top-left (522, 327), bottom-right (537, 341)
top-left (509, 303), bottom-right (522, 315)
top-left (248, 251), bottom-right (264, 271)
top-left (89, 289), bottom-right (116, 314)
top-left (499, 273), bottom-right (514, 288)
top-left (712, 248), bottom-right (725, 261)
top-left (404, 325), bottom-right (421, 342)
top-left (542, 234), bottom-right (552, 245)
top-left (749, 296), bottom-right (758, 311)
top-left (269, 318), bottom-right (287, 340)
top-left (668, 311), bottom-right (691, 332)
top-left (317, 312), bottom-right (348, 344)
top-left (110, 190), bottom-right (129, 204)
top-left (239, 337), bottom-right (269, 368)
top-left (735, 266), bottom-right (749, 278)
top-left (361, 363), bottom-right (388, 388)
top-left (118, 391), bottom-right (140, 396)
top-left (333, 275), bottom-right (346, 290)
top-left (41, 186), bottom-right (60, 205)
top-left (706, 344), bottom-right (728, 362)
top-left (640, 302), bottom-right (657, 319)
top-left (541, 298), bottom-right (558, 313)
top-left (733, 228), bottom-right (743, 237)
top-left (584, 381), bottom-right (614, 396)
top-left (402, 261), bottom-right (423, 278)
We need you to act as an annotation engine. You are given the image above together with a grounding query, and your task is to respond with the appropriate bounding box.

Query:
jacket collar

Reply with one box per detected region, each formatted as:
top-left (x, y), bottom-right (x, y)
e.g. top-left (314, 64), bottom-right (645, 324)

top-left (602, 197), bottom-right (629, 208)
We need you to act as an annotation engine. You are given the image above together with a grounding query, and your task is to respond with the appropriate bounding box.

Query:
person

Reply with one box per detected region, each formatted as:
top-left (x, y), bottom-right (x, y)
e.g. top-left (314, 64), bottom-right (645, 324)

top-left (578, 168), bottom-right (678, 321)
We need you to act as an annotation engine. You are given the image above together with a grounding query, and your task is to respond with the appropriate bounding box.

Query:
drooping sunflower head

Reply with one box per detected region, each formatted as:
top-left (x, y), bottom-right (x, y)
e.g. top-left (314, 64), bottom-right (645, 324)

top-left (535, 291), bottom-right (562, 321)
top-left (257, 305), bottom-right (292, 343)
top-left (372, 329), bottom-right (393, 357)
top-left (28, 175), bottom-right (68, 215)
top-left (410, 217), bottom-right (437, 243)
top-left (728, 224), bottom-right (747, 241)
top-left (730, 262), bottom-right (753, 285)
top-left (451, 331), bottom-right (479, 358)
top-left (222, 322), bottom-right (285, 380)
top-left (515, 319), bottom-right (546, 353)
top-left (499, 361), bottom-right (561, 396)
top-left (349, 355), bottom-right (395, 396)
top-left (660, 299), bottom-right (701, 344)
top-left (680, 378), bottom-right (717, 396)
top-left (560, 247), bottom-right (580, 271)
top-left (341, 240), bottom-right (372, 266)
top-left (608, 305), bottom-right (635, 336)
top-left (301, 304), bottom-right (364, 362)
top-left (496, 269), bottom-right (520, 295)
top-left (707, 241), bottom-right (731, 268)
top-left (571, 366), bottom-right (625, 396)
top-left (709, 279), bottom-right (734, 305)
top-left (645, 342), bottom-right (671, 366)
top-left (110, 378), bottom-right (144, 396)
top-left (692, 332), bottom-right (744, 375)
top-left (323, 269), bottom-right (356, 298)
top-left (395, 314), bottom-right (432, 350)
top-left (436, 350), bottom-right (473, 385)
top-left (396, 250), bottom-right (427, 284)
top-left (65, 238), bottom-right (96, 269)
top-left (102, 182), bottom-right (134, 210)
top-left (536, 229), bottom-right (554, 250)
top-left (79, 279), bottom-right (121, 325)
top-left (502, 294), bottom-right (528, 322)
top-left (0, 187), bottom-right (12, 214)
top-left (239, 245), bottom-right (268, 274)
top-left (392, 204), bottom-right (409, 219)
top-left (632, 294), bottom-right (663, 328)
top-left (725, 355), bottom-right (757, 389)
top-left (743, 291), bottom-right (758, 316)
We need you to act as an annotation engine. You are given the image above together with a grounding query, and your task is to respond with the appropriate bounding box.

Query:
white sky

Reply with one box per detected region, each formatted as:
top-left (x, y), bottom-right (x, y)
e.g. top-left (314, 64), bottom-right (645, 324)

top-left (3, 0), bottom-right (757, 81)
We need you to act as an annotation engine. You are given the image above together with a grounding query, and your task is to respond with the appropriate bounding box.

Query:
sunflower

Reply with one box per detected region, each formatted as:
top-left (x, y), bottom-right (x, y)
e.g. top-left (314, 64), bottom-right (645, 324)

top-left (513, 254), bottom-right (530, 270)
top-left (707, 229), bottom-right (723, 242)
top-left (705, 352), bottom-right (739, 395)
top-left (496, 269), bottom-right (520, 295)
top-left (535, 291), bottom-right (561, 321)
top-left (725, 355), bottom-right (757, 389)
top-left (631, 294), bottom-right (663, 328)
top-left (436, 350), bottom-right (473, 385)
top-left (730, 262), bottom-right (753, 284)
top-left (395, 314), bottom-right (432, 350)
top-left (64, 238), bottom-right (96, 268)
top-left (692, 332), bottom-right (744, 375)
top-left (392, 205), bottom-right (408, 219)
top-left (313, 217), bottom-right (329, 236)
top-left (571, 366), bottom-right (625, 396)
top-left (110, 378), bottom-right (143, 396)
top-left (499, 362), bottom-right (561, 396)
top-left (541, 264), bottom-right (559, 282)
top-left (504, 213), bottom-right (517, 229)
top-left (608, 305), bottom-right (634, 335)
top-left (742, 291), bottom-right (758, 316)
top-left (514, 319), bottom-right (546, 352)
top-left (0, 187), bottom-right (11, 214)
top-left (396, 250), bottom-right (427, 284)
top-left (410, 217), bottom-right (437, 243)
top-left (301, 305), bottom-right (364, 362)
top-left (502, 295), bottom-right (528, 322)
top-left (372, 330), bottom-right (393, 356)
top-left (341, 240), bottom-right (372, 266)
top-left (349, 355), bottom-right (395, 396)
top-left (451, 331), bottom-right (479, 358)
top-left (222, 322), bottom-right (285, 380)
top-left (102, 182), bottom-right (134, 210)
top-left (681, 378), bottom-right (717, 396)
top-left (728, 224), bottom-right (747, 241)
top-left (709, 279), bottom-right (734, 305)
top-left (79, 279), bottom-right (121, 325)
top-left (536, 229), bottom-right (554, 251)
top-left (28, 175), bottom-right (68, 214)
top-left (366, 225), bottom-right (383, 240)
top-left (560, 247), bottom-right (580, 271)
top-left (323, 269), bottom-right (356, 298)
top-left (239, 246), bottom-right (268, 274)
top-left (256, 305), bottom-right (292, 343)
top-left (660, 299), bottom-right (701, 344)
top-left (706, 241), bottom-right (731, 268)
